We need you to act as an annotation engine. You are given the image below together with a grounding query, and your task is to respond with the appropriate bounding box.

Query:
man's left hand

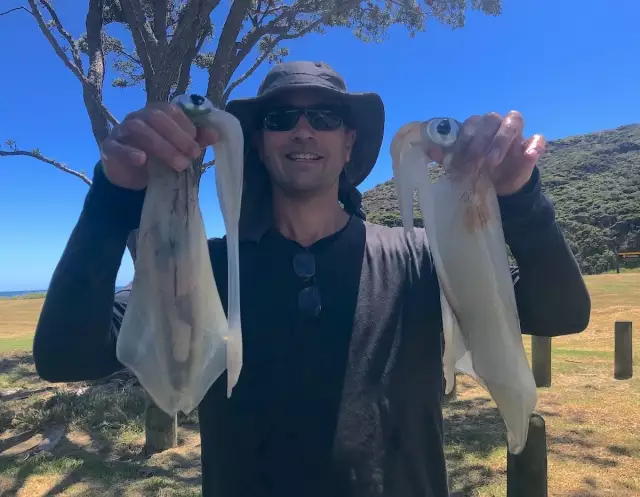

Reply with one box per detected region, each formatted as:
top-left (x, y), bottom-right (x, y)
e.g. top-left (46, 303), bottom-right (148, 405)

top-left (455, 111), bottom-right (546, 196)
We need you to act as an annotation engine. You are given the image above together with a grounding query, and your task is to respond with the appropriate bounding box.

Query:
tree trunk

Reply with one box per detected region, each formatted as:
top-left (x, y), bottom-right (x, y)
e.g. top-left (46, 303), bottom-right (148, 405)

top-left (127, 229), bottom-right (179, 453)
top-left (144, 393), bottom-right (178, 453)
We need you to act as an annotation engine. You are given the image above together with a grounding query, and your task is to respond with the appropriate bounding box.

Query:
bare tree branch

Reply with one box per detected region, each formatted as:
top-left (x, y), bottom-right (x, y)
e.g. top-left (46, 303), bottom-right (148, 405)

top-left (221, 0), bottom-right (360, 104)
top-left (231, 10), bottom-right (292, 71)
top-left (169, 0), bottom-right (221, 54)
top-left (232, 0), bottom-right (334, 57)
top-left (166, 0), bottom-right (219, 100)
top-left (27, 0), bottom-right (86, 82)
top-left (0, 149), bottom-right (91, 186)
top-left (129, 0), bottom-right (160, 49)
top-left (205, 0), bottom-right (255, 106)
top-left (152, 0), bottom-right (168, 48)
top-left (115, 45), bottom-right (142, 65)
top-left (120, 0), bottom-right (159, 81)
top-left (0, 6), bottom-right (34, 18)
top-left (120, 0), bottom-right (220, 102)
top-left (25, 0), bottom-right (118, 134)
top-left (171, 26), bottom-right (210, 100)
top-left (40, 0), bottom-right (84, 71)
top-left (223, 39), bottom-right (276, 103)
top-left (83, 0), bottom-right (112, 144)
top-left (229, 0), bottom-right (336, 77)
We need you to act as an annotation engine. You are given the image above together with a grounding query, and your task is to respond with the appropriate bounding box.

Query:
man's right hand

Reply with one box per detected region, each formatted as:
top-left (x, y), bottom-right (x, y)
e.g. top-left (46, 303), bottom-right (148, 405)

top-left (101, 103), bottom-right (219, 190)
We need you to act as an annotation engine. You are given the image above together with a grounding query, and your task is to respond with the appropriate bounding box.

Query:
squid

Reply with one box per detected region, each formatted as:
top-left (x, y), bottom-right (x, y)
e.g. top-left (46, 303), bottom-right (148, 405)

top-left (390, 118), bottom-right (537, 455)
top-left (116, 94), bottom-right (244, 416)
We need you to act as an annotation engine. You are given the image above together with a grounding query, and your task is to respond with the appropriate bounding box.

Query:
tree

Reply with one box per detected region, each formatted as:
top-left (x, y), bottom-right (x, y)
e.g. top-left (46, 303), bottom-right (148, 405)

top-left (0, 0), bottom-right (502, 452)
top-left (1, 0), bottom-right (502, 175)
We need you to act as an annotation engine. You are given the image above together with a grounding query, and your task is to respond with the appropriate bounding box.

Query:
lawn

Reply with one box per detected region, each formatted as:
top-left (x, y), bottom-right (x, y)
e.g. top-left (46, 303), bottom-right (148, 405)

top-left (0, 273), bottom-right (638, 496)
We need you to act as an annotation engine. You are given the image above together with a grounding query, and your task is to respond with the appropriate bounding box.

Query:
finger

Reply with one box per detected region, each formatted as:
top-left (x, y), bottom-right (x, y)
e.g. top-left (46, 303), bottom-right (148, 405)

top-left (101, 138), bottom-right (146, 167)
top-left (464, 113), bottom-right (502, 165)
top-left (196, 127), bottom-right (220, 149)
top-left (119, 117), bottom-right (192, 171)
top-left (145, 106), bottom-right (202, 159)
top-left (522, 134), bottom-right (546, 165)
top-left (451, 115), bottom-right (483, 173)
top-left (485, 111), bottom-right (525, 168)
top-left (455, 115), bottom-right (482, 157)
top-left (161, 103), bottom-right (198, 139)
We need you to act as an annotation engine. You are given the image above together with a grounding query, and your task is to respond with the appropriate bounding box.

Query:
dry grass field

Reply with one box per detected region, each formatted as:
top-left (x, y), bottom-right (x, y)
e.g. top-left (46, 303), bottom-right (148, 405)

top-left (0, 273), bottom-right (638, 496)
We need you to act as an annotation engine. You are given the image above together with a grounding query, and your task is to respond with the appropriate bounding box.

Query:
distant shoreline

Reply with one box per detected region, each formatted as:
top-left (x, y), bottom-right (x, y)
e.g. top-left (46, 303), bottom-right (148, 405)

top-left (0, 286), bottom-right (129, 299)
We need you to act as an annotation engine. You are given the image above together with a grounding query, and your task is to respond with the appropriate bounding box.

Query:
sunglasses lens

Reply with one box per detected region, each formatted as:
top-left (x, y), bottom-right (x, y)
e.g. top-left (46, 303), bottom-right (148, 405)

top-left (306, 108), bottom-right (343, 131)
top-left (262, 106), bottom-right (345, 132)
top-left (293, 252), bottom-right (316, 278)
top-left (298, 285), bottom-right (322, 316)
top-left (293, 252), bottom-right (321, 316)
top-left (263, 109), bottom-right (300, 131)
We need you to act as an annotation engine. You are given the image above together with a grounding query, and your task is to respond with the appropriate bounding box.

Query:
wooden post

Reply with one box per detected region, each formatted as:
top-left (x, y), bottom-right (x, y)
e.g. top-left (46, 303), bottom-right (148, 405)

top-left (532, 336), bottom-right (552, 388)
top-left (614, 321), bottom-right (633, 380)
top-left (144, 393), bottom-right (178, 453)
top-left (507, 413), bottom-right (548, 497)
top-left (442, 374), bottom-right (457, 405)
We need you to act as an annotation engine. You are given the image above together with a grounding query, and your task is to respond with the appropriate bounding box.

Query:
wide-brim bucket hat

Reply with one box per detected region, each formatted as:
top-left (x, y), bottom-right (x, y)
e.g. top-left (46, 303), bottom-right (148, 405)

top-left (225, 60), bottom-right (385, 188)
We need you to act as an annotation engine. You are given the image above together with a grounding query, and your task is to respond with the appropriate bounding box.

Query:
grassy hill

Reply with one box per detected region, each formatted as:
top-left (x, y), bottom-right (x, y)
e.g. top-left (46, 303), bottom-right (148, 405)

top-left (362, 123), bottom-right (640, 275)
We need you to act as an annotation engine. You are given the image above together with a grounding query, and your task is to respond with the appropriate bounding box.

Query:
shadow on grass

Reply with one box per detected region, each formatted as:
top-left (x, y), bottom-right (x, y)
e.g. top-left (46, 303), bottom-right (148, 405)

top-left (0, 352), bottom-right (202, 496)
top-left (443, 397), bottom-right (508, 495)
top-left (442, 391), bottom-right (617, 495)
top-left (0, 353), bottom-right (41, 387)
top-left (443, 387), bottom-right (636, 496)
top-left (0, 440), bottom-right (202, 496)
top-left (547, 429), bottom-right (621, 469)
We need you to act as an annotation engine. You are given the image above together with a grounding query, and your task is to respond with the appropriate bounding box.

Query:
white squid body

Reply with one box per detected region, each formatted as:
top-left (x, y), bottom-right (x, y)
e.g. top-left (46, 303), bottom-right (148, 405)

top-left (390, 120), bottom-right (537, 455)
top-left (116, 94), bottom-right (244, 416)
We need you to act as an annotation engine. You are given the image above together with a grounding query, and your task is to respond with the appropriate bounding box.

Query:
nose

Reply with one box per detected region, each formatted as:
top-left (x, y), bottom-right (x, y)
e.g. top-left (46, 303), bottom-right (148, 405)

top-left (291, 114), bottom-right (315, 141)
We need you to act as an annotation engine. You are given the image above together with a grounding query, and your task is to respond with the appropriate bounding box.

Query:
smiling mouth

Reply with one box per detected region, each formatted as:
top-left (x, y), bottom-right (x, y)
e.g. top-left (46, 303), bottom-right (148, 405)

top-left (286, 153), bottom-right (323, 161)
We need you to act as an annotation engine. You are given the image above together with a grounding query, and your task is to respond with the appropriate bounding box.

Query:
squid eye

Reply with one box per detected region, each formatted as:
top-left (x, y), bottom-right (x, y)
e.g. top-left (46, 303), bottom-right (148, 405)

top-left (190, 94), bottom-right (205, 106)
top-left (422, 118), bottom-right (461, 147)
top-left (171, 93), bottom-right (216, 116)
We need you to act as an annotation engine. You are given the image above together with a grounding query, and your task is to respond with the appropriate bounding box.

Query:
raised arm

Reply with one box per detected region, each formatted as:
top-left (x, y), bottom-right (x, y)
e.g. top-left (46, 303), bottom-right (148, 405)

top-left (33, 162), bottom-right (145, 382)
top-left (499, 167), bottom-right (591, 336)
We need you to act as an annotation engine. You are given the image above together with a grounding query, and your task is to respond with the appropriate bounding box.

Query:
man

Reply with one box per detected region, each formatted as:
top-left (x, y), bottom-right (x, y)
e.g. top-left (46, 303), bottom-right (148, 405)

top-left (33, 61), bottom-right (591, 496)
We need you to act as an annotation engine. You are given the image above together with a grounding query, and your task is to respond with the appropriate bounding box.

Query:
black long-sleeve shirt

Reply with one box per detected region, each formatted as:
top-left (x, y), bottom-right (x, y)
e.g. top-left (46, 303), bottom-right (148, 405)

top-left (33, 162), bottom-right (590, 497)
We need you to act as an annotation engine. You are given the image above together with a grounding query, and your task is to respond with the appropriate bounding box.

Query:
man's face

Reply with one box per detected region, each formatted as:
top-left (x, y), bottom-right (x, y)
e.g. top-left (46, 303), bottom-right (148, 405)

top-left (255, 89), bottom-right (356, 197)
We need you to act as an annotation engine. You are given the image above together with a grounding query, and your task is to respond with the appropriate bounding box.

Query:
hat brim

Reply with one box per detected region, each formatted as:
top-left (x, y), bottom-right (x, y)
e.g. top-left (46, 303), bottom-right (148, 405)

top-left (225, 85), bottom-right (385, 187)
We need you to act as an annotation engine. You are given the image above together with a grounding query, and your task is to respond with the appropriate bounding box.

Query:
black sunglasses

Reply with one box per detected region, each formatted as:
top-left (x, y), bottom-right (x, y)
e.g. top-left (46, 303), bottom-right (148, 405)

top-left (262, 105), bottom-right (348, 132)
top-left (293, 251), bottom-right (322, 317)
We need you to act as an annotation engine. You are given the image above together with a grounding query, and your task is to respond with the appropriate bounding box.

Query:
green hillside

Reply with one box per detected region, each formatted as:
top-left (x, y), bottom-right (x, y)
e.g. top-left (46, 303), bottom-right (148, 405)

top-left (361, 123), bottom-right (640, 275)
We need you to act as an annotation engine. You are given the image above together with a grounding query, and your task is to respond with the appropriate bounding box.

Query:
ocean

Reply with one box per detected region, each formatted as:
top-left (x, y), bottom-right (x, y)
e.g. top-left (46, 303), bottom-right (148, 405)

top-left (0, 287), bottom-right (128, 298)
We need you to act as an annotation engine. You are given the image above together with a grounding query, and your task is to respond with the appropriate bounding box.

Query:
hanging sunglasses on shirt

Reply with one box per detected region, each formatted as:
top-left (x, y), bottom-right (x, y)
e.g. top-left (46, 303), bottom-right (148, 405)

top-left (262, 105), bottom-right (348, 132)
top-left (293, 251), bottom-right (322, 317)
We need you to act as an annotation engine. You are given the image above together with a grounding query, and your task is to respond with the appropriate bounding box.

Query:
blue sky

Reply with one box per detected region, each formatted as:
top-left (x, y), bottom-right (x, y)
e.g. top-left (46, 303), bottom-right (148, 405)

top-left (1, 0), bottom-right (639, 291)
